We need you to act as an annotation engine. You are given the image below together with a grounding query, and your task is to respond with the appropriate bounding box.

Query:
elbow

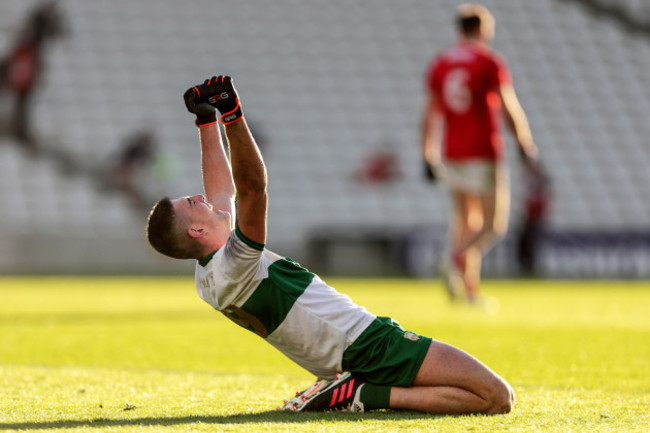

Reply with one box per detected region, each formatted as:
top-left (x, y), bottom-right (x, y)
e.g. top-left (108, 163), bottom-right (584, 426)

top-left (236, 170), bottom-right (268, 195)
top-left (237, 180), bottom-right (267, 200)
top-left (248, 175), bottom-right (268, 194)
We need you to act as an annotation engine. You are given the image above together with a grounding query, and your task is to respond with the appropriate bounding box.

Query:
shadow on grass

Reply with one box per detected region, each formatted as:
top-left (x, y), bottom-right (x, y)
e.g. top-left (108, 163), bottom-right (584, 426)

top-left (0, 410), bottom-right (444, 430)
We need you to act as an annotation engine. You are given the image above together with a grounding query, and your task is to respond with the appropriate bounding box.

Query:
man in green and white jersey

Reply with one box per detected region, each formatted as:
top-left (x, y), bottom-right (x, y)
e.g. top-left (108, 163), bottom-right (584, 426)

top-left (146, 75), bottom-right (514, 415)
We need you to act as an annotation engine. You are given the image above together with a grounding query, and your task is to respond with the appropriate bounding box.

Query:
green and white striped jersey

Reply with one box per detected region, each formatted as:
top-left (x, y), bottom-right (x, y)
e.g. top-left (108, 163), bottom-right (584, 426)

top-left (195, 226), bottom-right (376, 379)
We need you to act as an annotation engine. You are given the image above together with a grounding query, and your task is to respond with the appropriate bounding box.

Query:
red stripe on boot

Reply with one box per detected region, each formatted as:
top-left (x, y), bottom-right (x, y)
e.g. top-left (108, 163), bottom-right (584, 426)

top-left (346, 379), bottom-right (355, 398)
top-left (338, 384), bottom-right (348, 403)
top-left (329, 388), bottom-right (339, 407)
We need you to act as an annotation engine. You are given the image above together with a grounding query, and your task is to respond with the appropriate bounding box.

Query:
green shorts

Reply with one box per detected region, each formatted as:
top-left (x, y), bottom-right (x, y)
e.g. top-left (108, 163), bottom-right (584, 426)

top-left (342, 316), bottom-right (432, 387)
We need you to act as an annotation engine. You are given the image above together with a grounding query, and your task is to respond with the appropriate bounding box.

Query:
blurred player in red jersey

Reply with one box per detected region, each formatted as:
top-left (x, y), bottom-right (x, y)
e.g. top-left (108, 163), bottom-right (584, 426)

top-left (421, 4), bottom-right (538, 305)
top-left (0, 1), bottom-right (66, 148)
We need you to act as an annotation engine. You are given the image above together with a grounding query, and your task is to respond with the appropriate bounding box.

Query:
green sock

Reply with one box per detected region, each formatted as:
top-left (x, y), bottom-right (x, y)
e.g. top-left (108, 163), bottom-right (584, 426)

top-left (358, 383), bottom-right (391, 410)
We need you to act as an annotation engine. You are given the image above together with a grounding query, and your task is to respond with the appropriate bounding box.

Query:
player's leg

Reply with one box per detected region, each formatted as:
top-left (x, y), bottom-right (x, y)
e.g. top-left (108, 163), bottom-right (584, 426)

top-left (450, 189), bottom-right (485, 299)
top-left (455, 166), bottom-right (509, 301)
top-left (446, 163), bottom-right (480, 266)
top-left (389, 340), bottom-right (514, 414)
top-left (447, 189), bottom-right (479, 298)
top-left (452, 163), bottom-right (508, 255)
top-left (451, 190), bottom-right (484, 255)
top-left (289, 319), bottom-right (512, 414)
top-left (463, 244), bottom-right (482, 300)
top-left (460, 188), bottom-right (508, 303)
top-left (475, 175), bottom-right (510, 254)
top-left (458, 192), bottom-right (492, 300)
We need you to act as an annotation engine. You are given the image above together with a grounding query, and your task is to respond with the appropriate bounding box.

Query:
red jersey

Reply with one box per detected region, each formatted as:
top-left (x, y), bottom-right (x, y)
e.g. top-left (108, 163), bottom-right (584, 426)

top-left (6, 42), bottom-right (41, 94)
top-left (427, 42), bottom-right (511, 161)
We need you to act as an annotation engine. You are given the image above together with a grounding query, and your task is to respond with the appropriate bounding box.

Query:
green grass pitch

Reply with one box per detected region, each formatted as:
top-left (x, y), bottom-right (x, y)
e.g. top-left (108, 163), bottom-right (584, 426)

top-left (1, 276), bottom-right (649, 432)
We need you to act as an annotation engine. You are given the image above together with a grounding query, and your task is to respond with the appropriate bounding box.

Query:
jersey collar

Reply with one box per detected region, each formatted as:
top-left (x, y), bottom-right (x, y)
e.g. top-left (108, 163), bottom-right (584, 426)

top-left (198, 250), bottom-right (218, 267)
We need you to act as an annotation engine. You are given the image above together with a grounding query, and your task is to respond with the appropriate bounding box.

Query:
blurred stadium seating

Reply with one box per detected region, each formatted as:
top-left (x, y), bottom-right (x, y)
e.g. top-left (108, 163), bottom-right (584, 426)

top-left (0, 0), bottom-right (648, 276)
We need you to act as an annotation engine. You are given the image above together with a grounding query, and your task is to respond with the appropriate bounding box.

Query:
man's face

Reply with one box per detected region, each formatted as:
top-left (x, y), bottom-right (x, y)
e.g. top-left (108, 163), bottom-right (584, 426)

top-left (170, 194), bottom-right (233, 245)
top-left (171, 195), bottom-right (216, 229)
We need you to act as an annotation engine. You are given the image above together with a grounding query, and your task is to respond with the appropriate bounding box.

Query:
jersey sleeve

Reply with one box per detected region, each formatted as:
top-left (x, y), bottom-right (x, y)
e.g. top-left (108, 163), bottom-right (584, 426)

top-left (425, 57), bottom-right (440, 93)
top-left (219, 223), bottom-right (265, 278)
top-left (492, 53), bottom-right (512, 87)
top-left (195, 223), bottom-right (265, 310)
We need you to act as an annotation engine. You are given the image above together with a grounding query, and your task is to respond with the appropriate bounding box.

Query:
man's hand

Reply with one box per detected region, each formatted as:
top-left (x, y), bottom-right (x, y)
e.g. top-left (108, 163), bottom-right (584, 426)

top-left (198, 75), bottom-right (243, 125)
top-left (424, 160), bottom-right (443, 183)
top-left (517, 141), bottom-right (539, 169)
top-left (184, 86), bottom-right (218, 126)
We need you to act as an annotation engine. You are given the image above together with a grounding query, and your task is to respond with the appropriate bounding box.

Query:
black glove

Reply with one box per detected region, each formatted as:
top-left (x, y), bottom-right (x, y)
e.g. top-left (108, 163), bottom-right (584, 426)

top-left (183, 86), bottom-right (217, 126)
top-left (194, 75), bottom-right (243, 125)
top-left (424, 160), bottom-right (440, 183)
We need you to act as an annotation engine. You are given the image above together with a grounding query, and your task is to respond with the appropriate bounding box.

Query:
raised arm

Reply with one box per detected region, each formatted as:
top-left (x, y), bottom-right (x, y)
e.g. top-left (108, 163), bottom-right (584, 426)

top-left (198, 124), bottom-right (236, 226)
top-left (186, 76), bottom-right (267, 245)
top-left (184, 84), bottom-right (236, 228)
top-left (224, 118), bottom-right (267, 245)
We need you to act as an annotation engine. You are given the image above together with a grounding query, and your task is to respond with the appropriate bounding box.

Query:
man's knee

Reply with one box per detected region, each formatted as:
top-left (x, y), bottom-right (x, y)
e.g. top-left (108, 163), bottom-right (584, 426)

top-left (485, 213), bottom-right (508, 238)
top-left (494, 218), bottom-right (509, 238)
top-left (485, 380), bottom-right (515, 414)
top-left (479, 218), bottom-right (508, 250)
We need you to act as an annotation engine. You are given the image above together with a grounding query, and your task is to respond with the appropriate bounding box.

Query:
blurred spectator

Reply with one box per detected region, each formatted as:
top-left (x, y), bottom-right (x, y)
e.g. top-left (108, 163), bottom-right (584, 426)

top-left (0, 0), bottom-right (67, 148)
top-left (108, 130), bottom-right (157, 209)
top-left (421, 3), bottom-right (538, 306)
top-left (354, 142), bottom-right (402, 185)
top-left (516, 159), bottom-right (551, 276)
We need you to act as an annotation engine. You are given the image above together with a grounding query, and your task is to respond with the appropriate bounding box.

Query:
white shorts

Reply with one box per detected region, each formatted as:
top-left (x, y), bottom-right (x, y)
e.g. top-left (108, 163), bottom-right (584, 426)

top-left (444, 161), bottom-right (508, 194)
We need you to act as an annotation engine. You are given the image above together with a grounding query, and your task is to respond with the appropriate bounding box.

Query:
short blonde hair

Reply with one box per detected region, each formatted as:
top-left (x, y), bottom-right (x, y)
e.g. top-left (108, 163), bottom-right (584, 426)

top-left (456, 3), bottom-right (495, 39)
